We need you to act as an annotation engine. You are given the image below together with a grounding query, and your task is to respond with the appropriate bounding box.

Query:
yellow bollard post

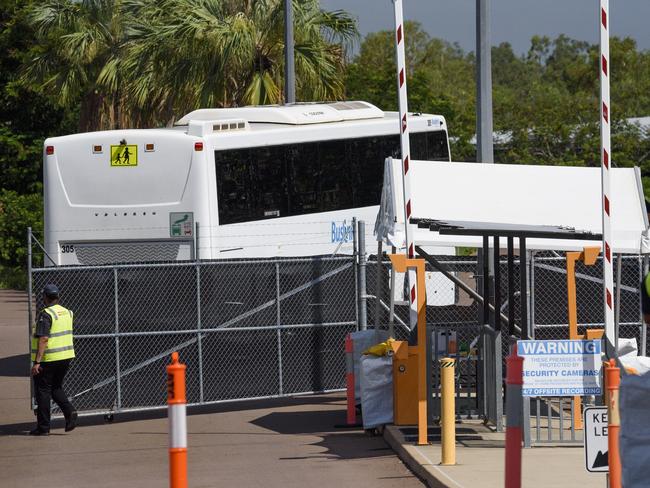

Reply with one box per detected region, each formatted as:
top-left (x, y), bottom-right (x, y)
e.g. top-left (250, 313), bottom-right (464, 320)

top-left (440, 357), bottom-right (456, 465)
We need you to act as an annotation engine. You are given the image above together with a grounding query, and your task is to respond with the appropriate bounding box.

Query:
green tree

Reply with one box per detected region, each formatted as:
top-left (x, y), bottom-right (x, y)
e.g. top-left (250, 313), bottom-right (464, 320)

top-left (23, 0), bottom-right (358, 130)
top-left (23, 0), bottom-right (136, 131)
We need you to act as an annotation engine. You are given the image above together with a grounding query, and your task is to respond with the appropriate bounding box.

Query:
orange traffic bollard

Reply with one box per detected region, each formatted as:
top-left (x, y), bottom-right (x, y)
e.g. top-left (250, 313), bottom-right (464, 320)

top-left (345, 333), bottom-right (356, 425)
top-left (505, 345), bottom-right (524, 488)
top-left (167, 352), bottom-right (187, 488)
top-left (605, 359), bottom-right (621, 488)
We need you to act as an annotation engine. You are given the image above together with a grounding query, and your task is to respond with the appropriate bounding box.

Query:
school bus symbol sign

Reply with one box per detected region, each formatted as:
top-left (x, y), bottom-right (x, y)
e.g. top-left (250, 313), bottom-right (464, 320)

top-left (110, 144), bottom-right (138, 166)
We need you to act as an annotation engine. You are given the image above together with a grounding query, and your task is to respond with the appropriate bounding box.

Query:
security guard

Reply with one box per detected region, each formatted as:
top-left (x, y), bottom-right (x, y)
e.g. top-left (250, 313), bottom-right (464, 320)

top-left (30, 284), bottom-right (77, 435)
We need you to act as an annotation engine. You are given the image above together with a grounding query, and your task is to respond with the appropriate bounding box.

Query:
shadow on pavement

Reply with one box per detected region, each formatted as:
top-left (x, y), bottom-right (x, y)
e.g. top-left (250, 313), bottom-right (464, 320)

top-left (251, 408), bottom-right (396, 461)
top-left (0, 393), bottom-right (345, 436)
top-left (0, 353), bottom-right (30, 377)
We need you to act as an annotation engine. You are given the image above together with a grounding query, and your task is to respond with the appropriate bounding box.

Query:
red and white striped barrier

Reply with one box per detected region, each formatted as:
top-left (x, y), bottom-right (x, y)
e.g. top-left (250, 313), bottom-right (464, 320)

top-left (599, 0), bottom-right (615, 349)
top-left (392, 0), bottom-right (418, 331)
top-left (167, 352), bottom-right (188, 488)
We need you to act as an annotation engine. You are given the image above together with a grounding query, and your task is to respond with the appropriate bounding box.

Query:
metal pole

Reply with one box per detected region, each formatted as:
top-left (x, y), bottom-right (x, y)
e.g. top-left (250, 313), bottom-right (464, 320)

top-left (114, 268), bottom-right (122, 409)
top-left (27, 227), bottom-right (34, 412)
top-left (195, 222), bottom-right (200, 261)
top-left (493, 236), bottom-right (503, 432)
top-left (476, 0), bottom-right (494, 165)
top-left (352, 217), bottom-right (359, 331)
top-left (375, 241), bottom-right (383, 330)
top-left (388, 246), bottom-right (396, 336)
top-left (520, 238), bottom-right (528, 340)
top-left (641, 255), bottom-right (647, 357)
top-left (283, 0), bottom-right (295, 104)
top-left (276, 262), bottom-right (283, 395)
top-left (615, 253), bottom-right (622, 349)
top-left (27, 227), bottom-right (33, 335)
top-left (507, 237), bottom-right (515, 337)
top-left (358, 220), bottom-right (368, 331)
top-left (196, 261), bottom-right (204, 402)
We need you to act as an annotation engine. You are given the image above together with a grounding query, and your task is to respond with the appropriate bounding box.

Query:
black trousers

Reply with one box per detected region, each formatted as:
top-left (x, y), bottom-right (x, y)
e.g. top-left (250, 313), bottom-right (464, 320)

top-left (34, 359), bottom-right (74, 431)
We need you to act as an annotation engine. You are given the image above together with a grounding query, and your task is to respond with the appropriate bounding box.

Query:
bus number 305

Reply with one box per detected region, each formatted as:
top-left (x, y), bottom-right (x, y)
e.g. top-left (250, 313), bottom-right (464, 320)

top-left (61, 244), bottom-right (75, 254)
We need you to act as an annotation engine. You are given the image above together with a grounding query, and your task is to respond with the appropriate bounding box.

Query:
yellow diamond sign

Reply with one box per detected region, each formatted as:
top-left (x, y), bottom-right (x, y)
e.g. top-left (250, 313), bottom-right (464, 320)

top-left (110, 144), bottom-right (138, 166)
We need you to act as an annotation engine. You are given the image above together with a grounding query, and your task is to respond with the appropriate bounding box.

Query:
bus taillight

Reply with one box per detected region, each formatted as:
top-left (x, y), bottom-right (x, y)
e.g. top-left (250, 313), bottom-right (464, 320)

top-left (194, 142), bottom-right (203, 151)
top-left (46, 145), bottom-right (54, 155)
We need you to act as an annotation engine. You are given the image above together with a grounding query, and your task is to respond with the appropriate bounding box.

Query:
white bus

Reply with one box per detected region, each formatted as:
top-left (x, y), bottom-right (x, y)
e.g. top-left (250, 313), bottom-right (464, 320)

top-left (43, 101), bottom-right (451, 266)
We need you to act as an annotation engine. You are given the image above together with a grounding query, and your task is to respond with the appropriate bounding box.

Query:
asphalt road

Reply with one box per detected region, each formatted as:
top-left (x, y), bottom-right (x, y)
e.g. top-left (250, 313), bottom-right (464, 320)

top-left (0, 289), bottom-right (422, 487)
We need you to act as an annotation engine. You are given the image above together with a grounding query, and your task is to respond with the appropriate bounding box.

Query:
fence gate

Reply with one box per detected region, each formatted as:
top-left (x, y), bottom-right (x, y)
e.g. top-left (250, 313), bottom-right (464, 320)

top-left (29, 256), bottom-right (357, 416)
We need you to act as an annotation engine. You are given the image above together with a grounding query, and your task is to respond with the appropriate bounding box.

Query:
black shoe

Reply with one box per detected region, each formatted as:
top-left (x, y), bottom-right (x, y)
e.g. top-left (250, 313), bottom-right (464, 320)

top-left (65, 411), bottom-right (78, 432)
top-left (29, 428), bottom-right (49, 436)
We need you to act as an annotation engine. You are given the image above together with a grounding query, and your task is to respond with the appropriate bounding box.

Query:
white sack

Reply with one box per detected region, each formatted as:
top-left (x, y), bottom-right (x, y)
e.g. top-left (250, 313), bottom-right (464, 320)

top-left (360, 354), bottom-right (393, 429)
top-left (351, 329), bottom-right (388, 403)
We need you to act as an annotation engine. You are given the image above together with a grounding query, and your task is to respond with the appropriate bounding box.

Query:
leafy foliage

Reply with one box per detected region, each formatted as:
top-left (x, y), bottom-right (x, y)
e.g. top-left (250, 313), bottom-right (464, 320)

top-left (22, 0), bottom-right (358, 129)
top-left (346, 23), bottom-right (650, 193)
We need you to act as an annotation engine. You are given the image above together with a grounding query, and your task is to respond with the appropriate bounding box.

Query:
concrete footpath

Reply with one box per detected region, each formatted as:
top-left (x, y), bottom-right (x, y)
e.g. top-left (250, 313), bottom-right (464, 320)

top-left (383, 422), bottom-right (606, 488)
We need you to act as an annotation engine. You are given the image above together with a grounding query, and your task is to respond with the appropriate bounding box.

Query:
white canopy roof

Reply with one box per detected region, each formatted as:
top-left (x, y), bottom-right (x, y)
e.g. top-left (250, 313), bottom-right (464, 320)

top-left (375, 159), bottom-right (649, 254)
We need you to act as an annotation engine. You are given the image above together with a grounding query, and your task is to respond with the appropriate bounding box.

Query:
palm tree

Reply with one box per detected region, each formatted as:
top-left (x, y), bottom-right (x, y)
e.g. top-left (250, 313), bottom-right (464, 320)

top-left (23, 0), bottom-right (134, 131)
top-left (23, 0), bottom-right (358, 130)
top-left (126, 0), bottom-right (358, 124)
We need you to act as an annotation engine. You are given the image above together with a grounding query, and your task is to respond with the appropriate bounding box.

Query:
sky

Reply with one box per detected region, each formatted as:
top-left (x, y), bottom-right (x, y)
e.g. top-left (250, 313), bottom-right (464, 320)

top-left (320, 0), bottom-right (650, 55)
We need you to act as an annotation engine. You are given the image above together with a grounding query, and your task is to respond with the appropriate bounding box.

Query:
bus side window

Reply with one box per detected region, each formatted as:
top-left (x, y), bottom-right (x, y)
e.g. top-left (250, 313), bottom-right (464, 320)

top-left (287, 142), bottom-right (319, 216)
top-left (216, 149), bottom-right (254, 224)
top-left (319, 139), bottom-right (353, 213)
top-left (251, 145), bottom-right (288, 219)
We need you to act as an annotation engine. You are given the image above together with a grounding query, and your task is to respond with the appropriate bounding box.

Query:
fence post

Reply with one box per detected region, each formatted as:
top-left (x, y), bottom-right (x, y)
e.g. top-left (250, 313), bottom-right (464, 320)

top-left (357, 220), bottom-right (367, 331)
top-left (276, 262), bottom-right (283, 396)
top-left (352, 217), bottom-right (359, 331)
top-left (167, 352), bottom-right (188, 488)
top-left (522, 250), bottom-right (534, 448)
top-left (196, 261), bottom-right (204, 403)
top-left (114, 268), bottom-right (122, 410)
top-left (641, 255), bottom-right (647, 357)
top-left (27, 227), bottom-right (34, 411)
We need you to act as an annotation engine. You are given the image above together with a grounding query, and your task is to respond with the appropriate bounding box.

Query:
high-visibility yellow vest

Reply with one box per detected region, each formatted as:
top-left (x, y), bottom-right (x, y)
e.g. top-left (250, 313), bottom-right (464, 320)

top-left (31, 304), bottom-right (75, 362)
top-left (645, 273), bottom-right (650, 298)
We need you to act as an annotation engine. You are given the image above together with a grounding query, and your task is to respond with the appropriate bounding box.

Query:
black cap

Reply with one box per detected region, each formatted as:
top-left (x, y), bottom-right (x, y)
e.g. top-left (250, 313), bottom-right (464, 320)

top-left (42, 284), bottom-right (60, 298)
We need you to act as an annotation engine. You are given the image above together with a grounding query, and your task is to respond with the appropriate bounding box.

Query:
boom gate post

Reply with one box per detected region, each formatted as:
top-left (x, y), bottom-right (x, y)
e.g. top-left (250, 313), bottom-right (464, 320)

top-left (167, 352), bottom-right (187, 488)
top-left (388, 254), bottom-right (428, 445)
top-left (566, 246), bottom-right (600, 430)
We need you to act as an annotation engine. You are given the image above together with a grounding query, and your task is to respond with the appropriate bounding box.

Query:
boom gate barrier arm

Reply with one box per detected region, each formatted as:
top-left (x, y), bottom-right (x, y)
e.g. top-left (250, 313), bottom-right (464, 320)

top-left (388, 254), bottom-right (428, 445)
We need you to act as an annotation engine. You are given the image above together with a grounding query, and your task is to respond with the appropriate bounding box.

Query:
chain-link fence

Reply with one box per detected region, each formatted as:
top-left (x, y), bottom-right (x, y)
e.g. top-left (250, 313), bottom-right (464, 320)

top-left (28, 222), bottom-right (648, 426)
top-left (30, 256), bottom-right (357, 415)
top-left (531, 253), bottom-right (646, 351)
